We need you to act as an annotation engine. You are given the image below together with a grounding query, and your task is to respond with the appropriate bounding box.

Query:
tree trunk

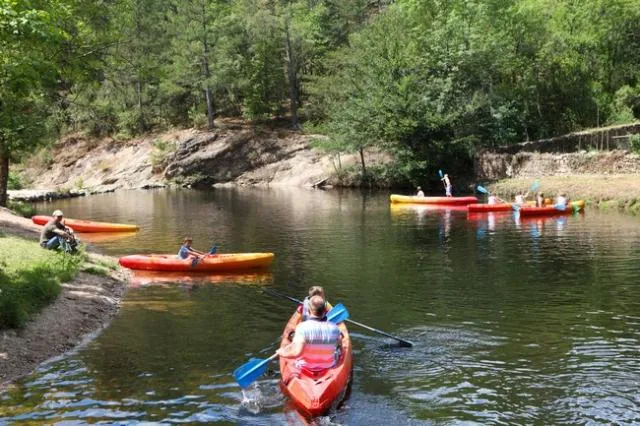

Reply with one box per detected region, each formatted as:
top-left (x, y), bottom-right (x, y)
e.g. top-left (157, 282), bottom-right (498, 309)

top-left (359, 147), bottom-right (366, 178)
top-left (201, 1), bottom-right (215, 130)
top-left (0, 141), bottom-right (9, 208)
top-left (284, 17), bottom-right (299, 129)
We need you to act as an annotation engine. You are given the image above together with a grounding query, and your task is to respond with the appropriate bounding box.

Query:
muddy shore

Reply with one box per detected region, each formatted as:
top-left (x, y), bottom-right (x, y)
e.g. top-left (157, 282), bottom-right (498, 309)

top-left (0, 209), bottom-right (128, 385)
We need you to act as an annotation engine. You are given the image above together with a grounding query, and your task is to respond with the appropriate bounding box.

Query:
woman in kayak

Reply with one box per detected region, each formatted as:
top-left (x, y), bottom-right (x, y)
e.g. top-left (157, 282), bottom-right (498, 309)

top-left (416, 186), bottom-right (425, 197)
top-left (555, 192), bottom-right (568, 209)
top-left (536, 192), bottom-right (545, 207)
top-left (178, 237), bottom-right (206, 260)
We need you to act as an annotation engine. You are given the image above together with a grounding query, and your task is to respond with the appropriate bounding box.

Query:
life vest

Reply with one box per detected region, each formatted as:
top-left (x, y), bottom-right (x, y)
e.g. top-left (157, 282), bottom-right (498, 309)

top-left (488, 196), bottom-right (498, 205)
top-left (295, 318), bottom-right (341, 371)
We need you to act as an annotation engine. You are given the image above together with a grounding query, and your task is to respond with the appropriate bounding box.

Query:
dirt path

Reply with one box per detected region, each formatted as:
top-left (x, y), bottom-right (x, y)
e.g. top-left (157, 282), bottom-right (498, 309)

top-left (0, 208), bottom-right (128, 385)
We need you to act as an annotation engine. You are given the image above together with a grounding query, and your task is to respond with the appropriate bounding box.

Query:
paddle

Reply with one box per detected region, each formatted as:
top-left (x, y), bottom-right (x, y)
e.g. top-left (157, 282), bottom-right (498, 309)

top-left (191, 243), bottom-right (219, 267)
top-left (438, 169), bottom-right (444, 179)
top-left (233, 303), bottom-right (350, 389)
top-left (476, 185), bottom-right (489, 195)
top-left (264, 288), bottom-right (414, 348)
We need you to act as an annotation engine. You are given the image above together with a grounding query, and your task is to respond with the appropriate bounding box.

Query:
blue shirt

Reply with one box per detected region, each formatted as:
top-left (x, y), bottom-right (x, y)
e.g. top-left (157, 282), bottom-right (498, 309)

top-left (178, 245), bottom-right (190, 259)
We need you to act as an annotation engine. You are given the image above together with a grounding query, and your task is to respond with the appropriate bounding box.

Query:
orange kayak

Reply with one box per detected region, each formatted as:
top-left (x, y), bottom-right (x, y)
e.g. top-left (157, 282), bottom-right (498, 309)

top-left (390, 194), bottom-right (478, 205)
top-left (32, 215), bottom-right (138, 233)
top-left (279, 311), bottom-right (352, 417)
top-left (118, 253), bottom-right (274, 272)
top-left (518, 200), bottom-right (585, 216)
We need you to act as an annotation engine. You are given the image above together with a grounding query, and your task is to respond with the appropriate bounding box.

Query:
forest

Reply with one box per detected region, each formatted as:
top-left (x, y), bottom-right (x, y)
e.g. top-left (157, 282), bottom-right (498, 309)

top-left (2, 0), bottom-right (640, 203)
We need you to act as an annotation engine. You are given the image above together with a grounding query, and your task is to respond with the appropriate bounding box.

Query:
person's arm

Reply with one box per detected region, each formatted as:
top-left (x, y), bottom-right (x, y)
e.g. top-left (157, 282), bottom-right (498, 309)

top-left (276, 333), bottom-right (304, 358)
top-left (188, 247), bottom-right (206, 256)
top-left (53, 228), bottom-right (71, 238)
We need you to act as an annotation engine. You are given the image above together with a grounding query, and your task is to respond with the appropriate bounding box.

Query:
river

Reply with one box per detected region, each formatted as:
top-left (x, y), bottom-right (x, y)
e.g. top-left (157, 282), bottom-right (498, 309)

top-left (1, 188), bottom-right (640, 425)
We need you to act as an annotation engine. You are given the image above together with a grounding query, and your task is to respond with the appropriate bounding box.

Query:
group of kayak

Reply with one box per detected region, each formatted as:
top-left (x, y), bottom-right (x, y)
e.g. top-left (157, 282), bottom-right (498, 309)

top-left (391, 182), bottom-right (585, 217)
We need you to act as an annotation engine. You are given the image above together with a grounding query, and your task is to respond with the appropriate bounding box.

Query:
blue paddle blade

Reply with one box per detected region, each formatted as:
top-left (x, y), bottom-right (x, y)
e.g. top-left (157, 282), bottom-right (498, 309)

top-left (438, 169), bottom-right (444, 178)
top-left (476, 185), bottom-right (488, 194)
top-left (327, 303), bottom-right (349, 324)
top-left (209, 244), bottom-right (218, 254)
top-left (530, 180), bottom-right (540, 192)
top-left (191, 257), bottom-right (199, 267)
top-left (233, 357), bottom-right (270, 389)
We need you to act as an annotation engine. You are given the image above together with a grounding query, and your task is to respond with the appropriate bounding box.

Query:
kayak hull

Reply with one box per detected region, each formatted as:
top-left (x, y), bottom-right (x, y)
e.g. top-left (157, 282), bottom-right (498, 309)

top-left (467, 203), bottom-right (513, 212)
top-left (118, 253), bottom-right (274, 272)
top-left (390, 195), bottom-right (478, 205)
top-left (32, 215), bottom-right (138, 233)
top-left (279, 311), bottom-right (352, 417)
top-left (518, 200), bottom-right (585, 216)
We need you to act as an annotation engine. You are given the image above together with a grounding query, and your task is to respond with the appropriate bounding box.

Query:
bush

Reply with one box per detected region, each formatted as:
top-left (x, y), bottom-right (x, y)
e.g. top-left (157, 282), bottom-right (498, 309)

top-left (0, 236), bottom-right (84, 329)
top-left (7, 200), bottom-right (37, 218)
top-left (630, 134), bottom-right (640, 154)
top-left (7, 171), bottom-right (23, 190)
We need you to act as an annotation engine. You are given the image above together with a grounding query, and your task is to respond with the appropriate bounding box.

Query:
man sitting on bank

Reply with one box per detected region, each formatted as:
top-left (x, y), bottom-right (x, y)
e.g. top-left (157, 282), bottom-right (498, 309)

top-left (39, 210), bottom-right (76, 251)
top-left (277, 295), bottom-right (342, 371)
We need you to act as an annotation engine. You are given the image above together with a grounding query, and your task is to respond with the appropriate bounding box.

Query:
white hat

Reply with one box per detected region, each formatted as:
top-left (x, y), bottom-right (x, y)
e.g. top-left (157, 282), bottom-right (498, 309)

top-left (52, 210), bottom-right (64, 217)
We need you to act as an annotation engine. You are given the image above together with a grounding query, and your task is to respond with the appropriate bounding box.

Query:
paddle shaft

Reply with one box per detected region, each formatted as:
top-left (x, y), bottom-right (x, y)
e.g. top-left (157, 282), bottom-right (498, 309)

top-left (264, 289), bottom-right (413, 347)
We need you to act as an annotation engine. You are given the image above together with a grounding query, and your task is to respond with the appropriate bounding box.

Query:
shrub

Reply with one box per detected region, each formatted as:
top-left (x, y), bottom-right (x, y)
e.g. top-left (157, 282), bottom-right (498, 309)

top-left (7, 171), bottom-right (23, 190)
top-left (630, 134), bottom-right (640, 154)
top-left (7, 200), bottom-right (37, 218)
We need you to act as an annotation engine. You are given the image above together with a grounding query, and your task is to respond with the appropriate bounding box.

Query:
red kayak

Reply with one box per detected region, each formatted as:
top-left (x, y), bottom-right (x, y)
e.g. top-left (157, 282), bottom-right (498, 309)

top-left (119, 253), bottom-right (274, 272)
top-left (279, 311), bottom-right (352, 417)
top-left (390, 194), bottom-right (478, 205)
top-left (518, 200), bottom-right (585, 216)
top-left (467, 203), bottom-right (513, 212)
top-left (32, 215), bottom-right (138, 233)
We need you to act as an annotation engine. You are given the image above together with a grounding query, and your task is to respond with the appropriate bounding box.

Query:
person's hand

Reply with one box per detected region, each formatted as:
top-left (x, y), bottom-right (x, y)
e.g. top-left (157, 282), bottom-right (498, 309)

top-left (276, 348), bottom-right (284, 357)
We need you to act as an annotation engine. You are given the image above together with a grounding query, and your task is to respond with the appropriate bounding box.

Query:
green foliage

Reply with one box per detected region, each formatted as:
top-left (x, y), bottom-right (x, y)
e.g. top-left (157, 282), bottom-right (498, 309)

top-left (0, 236), bottom-right (84, 329)
top-left (7, 200), bottom-right (36, 218)
top-left (150, 138), bottom-right (176, 171)
top-left (7, 171), bottom-right (23, 190)
top-left (630, 134), bottom-right (640, 155)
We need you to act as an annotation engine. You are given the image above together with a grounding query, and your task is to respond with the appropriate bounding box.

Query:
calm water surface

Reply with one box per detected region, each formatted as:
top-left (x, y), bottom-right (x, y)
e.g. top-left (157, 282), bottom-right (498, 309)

top-left (2, 188), bottom-right (640, 425)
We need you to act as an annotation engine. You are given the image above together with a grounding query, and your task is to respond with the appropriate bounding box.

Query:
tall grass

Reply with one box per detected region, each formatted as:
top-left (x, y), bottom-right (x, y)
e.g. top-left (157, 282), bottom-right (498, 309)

top-left (0, 236), bottom-right (84, 329)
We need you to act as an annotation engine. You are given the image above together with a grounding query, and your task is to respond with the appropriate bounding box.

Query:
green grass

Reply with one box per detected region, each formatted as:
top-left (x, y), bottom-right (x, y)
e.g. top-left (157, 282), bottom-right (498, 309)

top-left (0, 236), bottom-right (85, 329)
top-left (81, 264), bottom-right (110, 276)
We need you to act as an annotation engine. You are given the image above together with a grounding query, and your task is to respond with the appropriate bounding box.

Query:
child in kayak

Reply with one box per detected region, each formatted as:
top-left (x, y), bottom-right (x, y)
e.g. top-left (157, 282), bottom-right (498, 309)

top-left (416, 186), bottom-right (425, 197)
top-left (536, 192), bottom-right (545, 207)
top-left (178, 237), bottom-right (206, 260)
top-left (297, 286), bottom-right (333, 321)
top-left (441, 174), bottom-right (452, 197)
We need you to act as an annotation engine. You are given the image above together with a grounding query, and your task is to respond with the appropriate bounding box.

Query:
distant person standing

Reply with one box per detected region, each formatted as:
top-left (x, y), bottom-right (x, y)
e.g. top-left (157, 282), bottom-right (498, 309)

top-left (416, 186), bottom-right (425, 197)
top-left (441, 174), bottom-right (452, 197)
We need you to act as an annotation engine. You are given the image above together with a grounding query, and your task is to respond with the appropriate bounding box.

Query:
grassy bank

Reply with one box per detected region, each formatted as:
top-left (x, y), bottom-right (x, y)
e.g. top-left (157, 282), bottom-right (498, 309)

top-left (0, 235), bottom-right (84, 329)
top-left (489, 174), bottom-right (640, 215)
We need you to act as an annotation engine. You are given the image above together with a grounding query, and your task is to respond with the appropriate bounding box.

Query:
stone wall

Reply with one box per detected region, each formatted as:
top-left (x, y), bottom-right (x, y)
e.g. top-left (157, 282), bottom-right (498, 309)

top-left (476, 122), bottom-right (640, 180)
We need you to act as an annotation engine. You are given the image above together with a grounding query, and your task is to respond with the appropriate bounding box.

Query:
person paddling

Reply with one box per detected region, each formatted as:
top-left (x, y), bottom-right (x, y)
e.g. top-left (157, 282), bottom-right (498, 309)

top-left (441, 174), bottom-right (452, 197)
top-left (277, 295), bottom-right (342, 371)
top-left (536, 192), bottom-right (545, 207)
top-left (178, 237), bottom-right (206, 260)
top-left (39, 210), bottom-right (77, 252)
top-left (297, 286), bottom-right (333, 321)
top-left (416, 186), bottom-right (425, 197)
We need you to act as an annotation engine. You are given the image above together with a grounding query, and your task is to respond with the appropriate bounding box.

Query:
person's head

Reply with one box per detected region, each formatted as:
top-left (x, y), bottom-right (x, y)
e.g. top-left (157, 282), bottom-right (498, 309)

top-left (559, 192), bottom-right (566, 197)
top-left (308, 286), bottom-right (325, 299)
top-left (183, 237), bottom-right (193, 247)
top-left (309, 295), bottom-right (326, 318)
top-left (417, 186), bottom-right (422, 191)
top-left (52, 210), bottom-right (64, 223)
top-left (538, 192), bottom-right (544, 197)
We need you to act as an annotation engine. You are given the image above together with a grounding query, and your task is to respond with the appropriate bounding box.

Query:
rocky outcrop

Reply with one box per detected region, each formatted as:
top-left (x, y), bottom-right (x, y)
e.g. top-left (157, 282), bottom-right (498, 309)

top-left (20, 123), bottom-right (351, 193)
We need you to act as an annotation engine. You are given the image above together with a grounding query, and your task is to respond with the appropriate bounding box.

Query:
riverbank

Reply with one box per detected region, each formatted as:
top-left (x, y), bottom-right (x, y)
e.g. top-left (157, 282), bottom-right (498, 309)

top-left (0, 208), bottom-right (128, 385)
top-left (489, 174), bottom-right (640, 215)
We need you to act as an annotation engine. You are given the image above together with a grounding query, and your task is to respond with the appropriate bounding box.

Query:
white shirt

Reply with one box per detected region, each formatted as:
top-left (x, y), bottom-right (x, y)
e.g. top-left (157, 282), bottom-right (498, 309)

top-left (417, 190), bottom-right (424, 197)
